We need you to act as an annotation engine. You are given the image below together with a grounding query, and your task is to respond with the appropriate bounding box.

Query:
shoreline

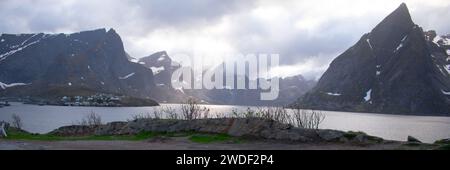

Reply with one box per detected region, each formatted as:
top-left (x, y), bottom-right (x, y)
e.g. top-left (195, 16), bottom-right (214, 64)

top-left (1, 118), bottom-right (449, 150)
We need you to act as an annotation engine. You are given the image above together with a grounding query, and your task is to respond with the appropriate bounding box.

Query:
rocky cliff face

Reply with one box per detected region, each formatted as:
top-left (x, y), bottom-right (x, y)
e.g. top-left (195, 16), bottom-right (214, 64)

top-left (296, 3), bottom-right (450, 115)
top-left (0, 29), bottom-right (157, 101)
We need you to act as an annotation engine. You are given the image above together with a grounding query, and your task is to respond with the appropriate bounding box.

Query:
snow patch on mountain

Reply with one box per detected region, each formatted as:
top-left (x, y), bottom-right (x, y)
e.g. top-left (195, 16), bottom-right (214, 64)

top-left (366, 39), bottom-right (373, 50)
top-left (364, 89), bottom-right (372, 102)
top-left (129, 58), bottom-right (139, 63)
top-left (442, 90), bottom-right (450, 95)
top-left (445, 64), bottom-right (450, 75)
top-left (151, 67), bottom-right (165, 75)
top-left (0, 34), bottom-right (49, 62)
top-left (0, 82), bottom-right (29, 90)
top-left (395, 35), bottom-right (408, 52)
top-left (433, 36), bottom-right (450, 46)
top-left (119, 73), bottom-right (135, 80)
top-left (158, 56), bottom-right (166, 61)
top-left (0, 40), bottom-right (41, 62)
top-left (21, 34), bottom-right (39, 46)
top-left (326, 92), bottom-right (341, 96)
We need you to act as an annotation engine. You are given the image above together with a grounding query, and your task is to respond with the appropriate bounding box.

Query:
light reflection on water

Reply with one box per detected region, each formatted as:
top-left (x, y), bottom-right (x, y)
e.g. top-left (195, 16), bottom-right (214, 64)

top-left (0, 102), bottom-right (449, 143)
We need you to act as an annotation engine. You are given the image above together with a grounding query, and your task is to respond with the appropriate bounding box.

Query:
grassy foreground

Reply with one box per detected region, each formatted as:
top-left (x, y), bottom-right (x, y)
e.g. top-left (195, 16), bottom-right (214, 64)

top-left (3, 128), bottom-right (240, 144)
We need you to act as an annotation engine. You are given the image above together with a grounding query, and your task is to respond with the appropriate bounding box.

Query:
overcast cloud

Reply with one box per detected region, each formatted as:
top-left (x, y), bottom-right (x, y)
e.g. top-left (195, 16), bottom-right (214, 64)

top-left (1, 0), bottom-right (449, 79)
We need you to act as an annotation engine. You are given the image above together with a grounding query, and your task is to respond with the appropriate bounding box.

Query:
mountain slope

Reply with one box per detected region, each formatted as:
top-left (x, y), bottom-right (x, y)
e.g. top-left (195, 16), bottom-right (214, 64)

top-left (296, 3), bottom-right (450, 115)
top-left (0, 28), bottom-right (158, 103)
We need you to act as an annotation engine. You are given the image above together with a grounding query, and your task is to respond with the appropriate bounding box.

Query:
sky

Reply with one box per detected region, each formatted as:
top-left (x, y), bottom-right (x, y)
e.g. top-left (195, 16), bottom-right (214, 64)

top-left (1, 0), bottom-right (449, 80)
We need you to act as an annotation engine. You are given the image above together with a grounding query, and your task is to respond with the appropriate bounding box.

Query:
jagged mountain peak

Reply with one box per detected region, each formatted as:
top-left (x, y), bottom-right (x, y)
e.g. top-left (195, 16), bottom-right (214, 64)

top-left (296, 3), bottom-right (450, 115)
top-left (374, 3), bottom-right (413, 30)
top-left (369, 3), bottom-right (415, 53)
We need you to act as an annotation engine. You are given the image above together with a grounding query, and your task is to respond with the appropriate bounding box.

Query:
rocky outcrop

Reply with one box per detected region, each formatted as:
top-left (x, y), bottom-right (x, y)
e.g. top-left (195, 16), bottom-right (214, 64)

top-left (49, 118), bottom-right (384, 144)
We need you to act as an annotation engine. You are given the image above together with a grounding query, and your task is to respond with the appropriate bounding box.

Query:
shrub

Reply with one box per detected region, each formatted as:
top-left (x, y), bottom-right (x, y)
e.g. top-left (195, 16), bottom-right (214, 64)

top-left (11, 114), bottom-right (23, 130)
top-left (181, 98), bottom-right (210, 120)
top-left (78, 111), bottom-right (102, 126)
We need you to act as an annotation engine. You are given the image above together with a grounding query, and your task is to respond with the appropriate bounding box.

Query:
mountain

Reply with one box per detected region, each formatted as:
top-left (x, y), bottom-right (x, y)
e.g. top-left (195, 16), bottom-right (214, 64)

top-left (0, 28), bottom-right (158, 105)
top-left (295, 3), bottom-right (450, 115)
top-left (138, 51), bottom-right (181, 86)
top-left (184, 74), bottom-right (315, 106)
top-left (135, 51), bottom-right (188, 103)
top-left (137, 52), bottom-right (316, 106)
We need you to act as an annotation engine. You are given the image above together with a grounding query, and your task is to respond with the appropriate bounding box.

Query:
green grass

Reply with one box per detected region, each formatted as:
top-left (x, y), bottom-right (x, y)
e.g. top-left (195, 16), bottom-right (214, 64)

top-left (5, 128), bottom-right (242, 143)
top-left (189, 134), bottom-right (241, 144)
top-left (4, 129), bottom-right (158, 141)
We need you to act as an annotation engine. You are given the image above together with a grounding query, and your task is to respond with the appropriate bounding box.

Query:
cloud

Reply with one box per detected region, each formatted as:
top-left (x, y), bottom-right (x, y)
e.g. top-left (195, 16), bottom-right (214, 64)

top-left (1, 0), bottom-right (449, 80)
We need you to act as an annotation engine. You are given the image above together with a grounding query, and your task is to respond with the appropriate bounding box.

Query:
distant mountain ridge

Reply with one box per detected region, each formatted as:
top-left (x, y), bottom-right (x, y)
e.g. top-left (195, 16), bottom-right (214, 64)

top-left (296, 3), bottom-right (450, 115)
top-left (137, 52), bottom-right (316, 106)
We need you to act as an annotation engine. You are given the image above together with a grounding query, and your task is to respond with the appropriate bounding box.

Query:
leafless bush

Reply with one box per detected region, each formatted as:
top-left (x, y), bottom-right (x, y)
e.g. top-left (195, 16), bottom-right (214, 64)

top-left (213, 112), bottom-right (228, 119)
top-left (229, 107), bottom-right (325, 129)
top-left (79, 111), bottom-right (102, 126)
top-left (257, 107), bottom-right (290, 124)
top-left (181, 98), bottom-right (210, 120)
top-left (291, 108), bottom-right (325, 129)
top-left (152, 110), bottom-right (163, 120)
top-left (11, 114), bottom-right (22, 129)
top-left (129, 113), bottom-right (152, 121)
top-left (129, 107), bottom-right (179, 121)
top-left (162, 107), bottom-right (178, 120)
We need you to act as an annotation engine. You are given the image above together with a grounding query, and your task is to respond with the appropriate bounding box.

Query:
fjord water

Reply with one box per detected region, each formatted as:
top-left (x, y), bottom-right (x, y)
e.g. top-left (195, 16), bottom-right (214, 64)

top-left (0, 102), bottom-right (449, 143)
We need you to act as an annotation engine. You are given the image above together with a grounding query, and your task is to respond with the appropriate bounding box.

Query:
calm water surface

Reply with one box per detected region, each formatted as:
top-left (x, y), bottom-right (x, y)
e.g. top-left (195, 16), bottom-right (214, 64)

top-left (0, 102), bottom-right (449, 143)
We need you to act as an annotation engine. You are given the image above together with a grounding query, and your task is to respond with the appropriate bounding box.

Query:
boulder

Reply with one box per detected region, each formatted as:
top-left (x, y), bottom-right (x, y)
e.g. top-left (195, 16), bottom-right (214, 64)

top-left (317, 130), bottom-right (346, 141)
top-left (96, 122), bottom-right (128, 135)
top-left (49, 125), bottom-right (98, 136)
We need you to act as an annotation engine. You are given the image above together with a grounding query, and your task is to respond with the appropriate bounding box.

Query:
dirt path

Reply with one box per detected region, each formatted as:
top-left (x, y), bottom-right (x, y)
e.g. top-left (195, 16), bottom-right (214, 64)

top-left (0, 137), bottom-right (419, 150)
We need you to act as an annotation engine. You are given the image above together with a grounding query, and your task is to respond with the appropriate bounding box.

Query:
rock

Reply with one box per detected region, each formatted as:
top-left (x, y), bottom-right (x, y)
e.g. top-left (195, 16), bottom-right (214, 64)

top-left (317, 130), bottom-right (345, 141)
top-left (96, 122), bottom-right (128, 135)
top-left (49, 125), bottom-right (98, 136)
top-left (47, 118), bottom-right (350, 143)
top-left (227, 118), bottom-right (279, 137)
top-left (354, 134), bottom-right (367, 143)
top-left (407, 136), bottom-right (422, 143)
